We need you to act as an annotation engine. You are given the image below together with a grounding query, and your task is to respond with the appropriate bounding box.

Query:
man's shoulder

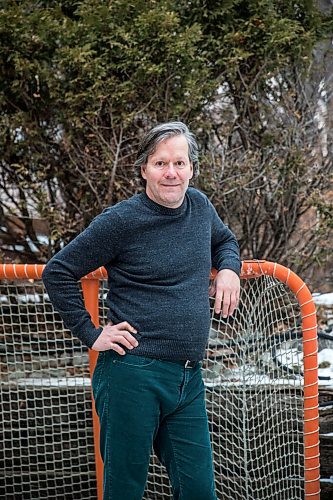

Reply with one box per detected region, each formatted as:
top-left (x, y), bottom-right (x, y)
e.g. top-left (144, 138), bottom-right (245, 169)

top-left (85, 195), bottom-right (141, 232)
top-left (187, 187), bottom-right (210, 206)
top-left (187, 188), bottom-right (220, 223)
top-left (100, 193), bottom-right (142, 217)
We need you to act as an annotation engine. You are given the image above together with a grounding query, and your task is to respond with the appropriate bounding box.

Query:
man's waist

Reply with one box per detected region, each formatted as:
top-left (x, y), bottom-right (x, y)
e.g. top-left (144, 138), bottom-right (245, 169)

top-left (127, 336), bottom-right (207, 362)
top-left (167, 359), bottom-right (199, 368)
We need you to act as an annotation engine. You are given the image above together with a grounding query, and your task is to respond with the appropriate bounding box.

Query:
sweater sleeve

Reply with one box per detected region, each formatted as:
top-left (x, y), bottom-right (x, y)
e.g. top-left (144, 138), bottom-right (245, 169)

top-left (209, 203), bottom-right (241, 276)
top-left (42, 209), bottom-right (124, 348)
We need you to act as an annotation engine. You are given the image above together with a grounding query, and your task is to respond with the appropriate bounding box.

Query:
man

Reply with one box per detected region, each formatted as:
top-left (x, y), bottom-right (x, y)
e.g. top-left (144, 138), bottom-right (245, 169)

top-left (42, 122), bottom-right (241, 500)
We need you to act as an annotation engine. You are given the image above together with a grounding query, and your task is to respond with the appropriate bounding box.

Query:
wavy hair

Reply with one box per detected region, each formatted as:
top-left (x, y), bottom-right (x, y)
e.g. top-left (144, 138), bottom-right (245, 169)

top-left (134, 122), bottom-right (199, 184)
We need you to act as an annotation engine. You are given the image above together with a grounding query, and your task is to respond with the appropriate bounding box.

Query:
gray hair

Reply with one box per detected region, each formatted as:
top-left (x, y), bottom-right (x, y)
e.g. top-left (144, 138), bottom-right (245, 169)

top-left (134, 122), bottom-right (199, 184)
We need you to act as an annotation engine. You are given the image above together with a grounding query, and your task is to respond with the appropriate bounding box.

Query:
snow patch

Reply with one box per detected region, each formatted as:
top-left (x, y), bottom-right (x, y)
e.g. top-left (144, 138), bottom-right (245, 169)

top-left (318, 348), bottom-right (333, 367)
top-left (17, 377), bottom-right (91, 388)
top-left (313, 292), bottom-right (333, 306)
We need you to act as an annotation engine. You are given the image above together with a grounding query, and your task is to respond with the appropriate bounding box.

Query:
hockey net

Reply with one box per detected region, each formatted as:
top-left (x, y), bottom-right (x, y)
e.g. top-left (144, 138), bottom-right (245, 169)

top-left (0, 278), bottom-right (96, 499)
top-left (0, 261), bottom-right (319, 500)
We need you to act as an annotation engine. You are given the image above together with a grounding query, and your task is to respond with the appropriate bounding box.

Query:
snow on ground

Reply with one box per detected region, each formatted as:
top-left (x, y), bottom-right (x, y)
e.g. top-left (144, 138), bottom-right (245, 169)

top-left (202, 346), bottom-right (333, 388)
top-left (2, 289), bottom-right (332, 304)
top-left (16, 377), bottom-right (91, 388)
top-left (2, 290), bottom-right (332, 389)
top-left (318, 348), bottom-right (333, 367)
top-left (318, 348), bottom-right (333, 386)
top-left (313, 292), bottom-right (333, 306)
top-left (275, 346), bottom-right (303, 367)
top-left (10, 347), bottom-right (333, 389)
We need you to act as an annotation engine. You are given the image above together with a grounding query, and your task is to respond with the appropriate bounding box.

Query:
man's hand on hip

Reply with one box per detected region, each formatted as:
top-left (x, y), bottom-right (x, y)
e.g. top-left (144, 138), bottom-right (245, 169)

top-left (91, 321), bottom-right (138, 354)
top-left (209, 269), bottom-right (240, 318)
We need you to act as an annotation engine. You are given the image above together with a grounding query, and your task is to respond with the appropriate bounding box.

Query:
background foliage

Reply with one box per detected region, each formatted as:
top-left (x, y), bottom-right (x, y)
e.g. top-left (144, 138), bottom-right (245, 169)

top-left (1, 0), bottom-right (332, 287)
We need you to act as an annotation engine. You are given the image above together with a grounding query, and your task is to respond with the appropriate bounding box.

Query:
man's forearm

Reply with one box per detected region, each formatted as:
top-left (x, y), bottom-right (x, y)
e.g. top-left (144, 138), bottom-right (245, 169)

top-left (42, 256), bottom-right (103, 348)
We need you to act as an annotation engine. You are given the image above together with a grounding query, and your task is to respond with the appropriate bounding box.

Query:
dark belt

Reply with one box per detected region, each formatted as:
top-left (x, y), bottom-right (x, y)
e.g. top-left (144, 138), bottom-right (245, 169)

top-left (169, 360), bottom-right (198, 369)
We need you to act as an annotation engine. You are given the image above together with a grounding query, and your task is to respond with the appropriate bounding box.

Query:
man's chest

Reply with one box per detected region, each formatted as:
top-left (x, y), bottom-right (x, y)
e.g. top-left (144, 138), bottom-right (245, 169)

top-left (114, 218), bottom-right (212, 282)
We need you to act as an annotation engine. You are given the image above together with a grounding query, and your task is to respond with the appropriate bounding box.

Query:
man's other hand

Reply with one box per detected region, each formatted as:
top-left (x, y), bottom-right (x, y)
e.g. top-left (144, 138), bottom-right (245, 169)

top-left (209, 269), bottom-right (240, 318)
top-left (92, 321), bottom-right (138, 354)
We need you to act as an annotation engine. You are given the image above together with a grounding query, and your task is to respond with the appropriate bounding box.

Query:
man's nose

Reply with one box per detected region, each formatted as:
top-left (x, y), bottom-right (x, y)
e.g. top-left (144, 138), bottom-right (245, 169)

top-left (164, 162), bottom-right (177, 176)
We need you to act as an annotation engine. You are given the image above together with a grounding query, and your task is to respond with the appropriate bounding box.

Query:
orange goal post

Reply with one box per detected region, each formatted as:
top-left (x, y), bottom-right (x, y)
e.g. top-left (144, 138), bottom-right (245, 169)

top-left (0, 260), bottom-right (320, 499)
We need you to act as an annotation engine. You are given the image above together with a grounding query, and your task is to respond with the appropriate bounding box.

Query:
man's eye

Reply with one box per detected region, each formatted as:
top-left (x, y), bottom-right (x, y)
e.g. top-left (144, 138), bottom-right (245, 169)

top-left (177, 161), bottom-right (185, 167)
top-left (155, 161), bottom-right (164, 167)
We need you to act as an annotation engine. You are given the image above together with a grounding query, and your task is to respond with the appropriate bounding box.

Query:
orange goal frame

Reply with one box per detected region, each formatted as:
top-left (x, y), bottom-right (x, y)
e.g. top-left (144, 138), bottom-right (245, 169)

top-left (0, 260), bottom-right (320, 500)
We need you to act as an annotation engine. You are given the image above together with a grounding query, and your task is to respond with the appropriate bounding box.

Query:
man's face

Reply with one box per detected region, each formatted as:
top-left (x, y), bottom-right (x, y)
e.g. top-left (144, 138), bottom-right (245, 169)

top-left (141, 135), bottom-right (193, 209)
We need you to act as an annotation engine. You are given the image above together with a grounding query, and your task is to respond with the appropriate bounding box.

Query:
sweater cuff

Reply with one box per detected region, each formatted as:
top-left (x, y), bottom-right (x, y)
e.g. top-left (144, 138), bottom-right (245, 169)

top-left (78, 326), bottom-right (103, 349)
top-left (216, 261), bottom-right (241, 277)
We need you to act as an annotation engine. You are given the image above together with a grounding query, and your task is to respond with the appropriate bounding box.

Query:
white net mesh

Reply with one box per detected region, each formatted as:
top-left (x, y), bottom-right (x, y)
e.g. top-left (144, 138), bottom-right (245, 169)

top-left (0, 274), bottom-right (305, 499)
top-left (0, 280), bottom-right (96, 499)
top-left (204, 276), bottom-right (304, 500)
top-left (142, 275), bottom-right (304, 499)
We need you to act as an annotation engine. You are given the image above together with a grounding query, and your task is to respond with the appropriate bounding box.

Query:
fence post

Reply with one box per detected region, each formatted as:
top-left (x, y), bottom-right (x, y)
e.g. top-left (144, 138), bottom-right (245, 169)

top-left (82, 279), bottom-right (103, 500)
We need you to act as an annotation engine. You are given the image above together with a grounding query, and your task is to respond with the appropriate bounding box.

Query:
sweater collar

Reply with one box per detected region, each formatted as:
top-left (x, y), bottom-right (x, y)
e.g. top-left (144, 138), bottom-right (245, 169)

top-left (140, 191), bottom-right (188, 216)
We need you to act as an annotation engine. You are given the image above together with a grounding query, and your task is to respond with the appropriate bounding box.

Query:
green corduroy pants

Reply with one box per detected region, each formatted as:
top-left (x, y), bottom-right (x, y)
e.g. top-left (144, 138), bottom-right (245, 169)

top-left (92, 350), bottom-right (217, 500)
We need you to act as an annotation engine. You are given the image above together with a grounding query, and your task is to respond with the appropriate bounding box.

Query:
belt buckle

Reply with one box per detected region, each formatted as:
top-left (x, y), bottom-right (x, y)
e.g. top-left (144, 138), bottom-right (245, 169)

top-left (185, 360), bottom-right (195, 368)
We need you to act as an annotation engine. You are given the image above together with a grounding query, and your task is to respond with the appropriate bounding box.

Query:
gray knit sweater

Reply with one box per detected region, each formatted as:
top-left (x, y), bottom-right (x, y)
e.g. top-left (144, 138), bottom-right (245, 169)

top-left (42, 188), bottom-right (241, 360)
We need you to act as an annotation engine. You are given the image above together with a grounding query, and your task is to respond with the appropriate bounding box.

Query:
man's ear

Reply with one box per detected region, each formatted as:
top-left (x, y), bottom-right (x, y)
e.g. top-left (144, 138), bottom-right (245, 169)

top-left (189, 163), bottom-right (194, 179)
top-left (141, 164), bottom-right (147, 180)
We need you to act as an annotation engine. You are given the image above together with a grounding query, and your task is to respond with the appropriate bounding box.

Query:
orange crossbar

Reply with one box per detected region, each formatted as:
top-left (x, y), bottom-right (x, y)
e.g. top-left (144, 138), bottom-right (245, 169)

top-left (0, 260), bottom-right (320, 499)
